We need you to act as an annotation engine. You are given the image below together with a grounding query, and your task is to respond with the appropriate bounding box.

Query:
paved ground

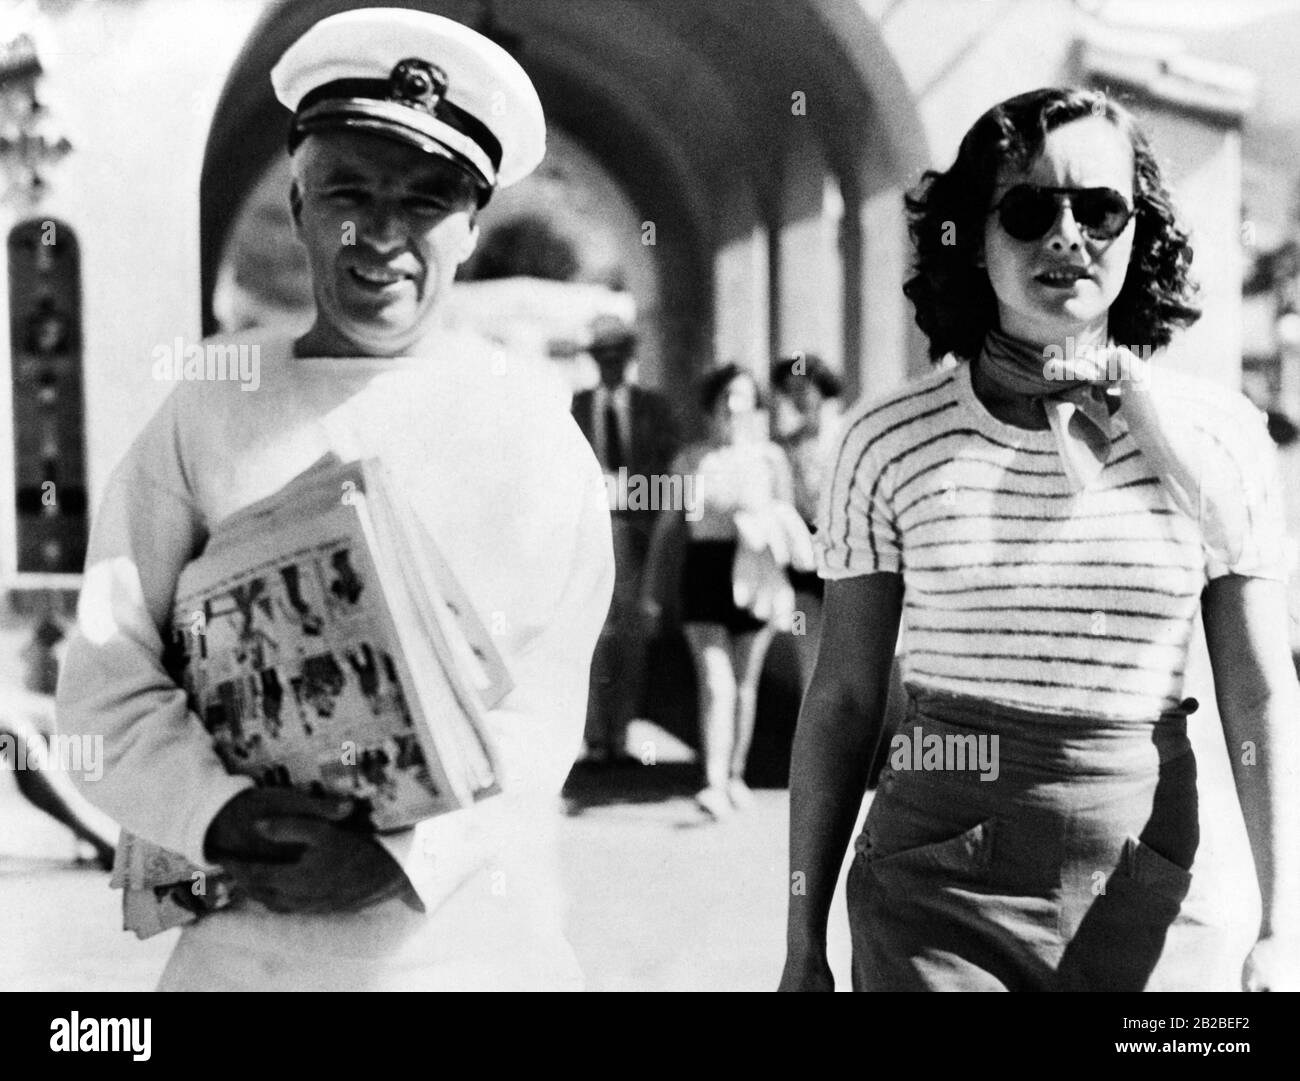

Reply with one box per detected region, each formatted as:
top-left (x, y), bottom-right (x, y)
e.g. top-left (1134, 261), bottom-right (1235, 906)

top-left (0, 722), bottom-right (862, 992)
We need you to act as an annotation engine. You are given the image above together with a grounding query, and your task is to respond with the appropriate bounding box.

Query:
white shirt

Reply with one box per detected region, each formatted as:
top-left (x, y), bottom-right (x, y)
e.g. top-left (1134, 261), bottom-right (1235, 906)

top-left (56, 329), bottom-right (614, 988)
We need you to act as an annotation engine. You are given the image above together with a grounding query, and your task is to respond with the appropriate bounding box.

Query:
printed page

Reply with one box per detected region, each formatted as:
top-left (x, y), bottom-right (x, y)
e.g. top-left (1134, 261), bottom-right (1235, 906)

top-left (171, 499), bottom-right (453, 830)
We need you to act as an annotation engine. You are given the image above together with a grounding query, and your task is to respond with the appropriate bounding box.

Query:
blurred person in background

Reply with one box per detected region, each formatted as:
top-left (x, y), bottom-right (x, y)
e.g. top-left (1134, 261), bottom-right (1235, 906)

top-left (1260, 410), bottom-right (1300, 675)
top-left (2, 614), bottom-right (116, 869)
top-left (572, 315), bottom-right (679, 764)
top-left (2, 698), bottom-right (116, 869)
top-left (644, 364), bottom-right (811, 819)
top-left (771, 353), bottom-right (844, 690)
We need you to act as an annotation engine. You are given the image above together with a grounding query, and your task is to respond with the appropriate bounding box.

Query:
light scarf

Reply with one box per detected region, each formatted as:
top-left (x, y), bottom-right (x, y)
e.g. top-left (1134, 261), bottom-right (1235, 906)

top-left (977, 327), bottom-right (1244, 565)
top-left (731, 503), bottom-right (815, 631)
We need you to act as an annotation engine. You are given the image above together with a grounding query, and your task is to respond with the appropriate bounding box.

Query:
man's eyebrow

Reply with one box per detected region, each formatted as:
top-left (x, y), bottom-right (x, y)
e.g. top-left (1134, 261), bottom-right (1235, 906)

top-left (404, 173), bottom-right (472, 199)
top-left (316, 165), bottom-right (372, 185)
top-left (306, 160), bottom-right (472, 201)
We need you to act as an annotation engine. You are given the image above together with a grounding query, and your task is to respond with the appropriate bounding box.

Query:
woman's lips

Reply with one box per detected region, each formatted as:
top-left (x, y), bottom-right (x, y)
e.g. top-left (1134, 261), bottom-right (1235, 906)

top-left (1034, 266), bottom-right (1091, 288)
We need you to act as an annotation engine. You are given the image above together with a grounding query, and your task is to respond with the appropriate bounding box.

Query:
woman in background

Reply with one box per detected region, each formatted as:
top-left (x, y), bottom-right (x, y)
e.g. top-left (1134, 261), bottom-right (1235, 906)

top-left (782, 87), bottom-right (1299, 991)
top-left (645, 365), bottom-right (811, 820)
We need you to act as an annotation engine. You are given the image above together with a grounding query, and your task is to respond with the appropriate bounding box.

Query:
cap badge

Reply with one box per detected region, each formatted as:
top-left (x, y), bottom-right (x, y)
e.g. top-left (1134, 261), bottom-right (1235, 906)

top-left (389, 58), bottom-right (447, 114)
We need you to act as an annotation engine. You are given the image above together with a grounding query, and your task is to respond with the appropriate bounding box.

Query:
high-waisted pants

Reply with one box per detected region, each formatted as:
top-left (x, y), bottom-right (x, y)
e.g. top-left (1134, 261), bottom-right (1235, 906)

top-left (848, 686), bottom-right (1256, 991)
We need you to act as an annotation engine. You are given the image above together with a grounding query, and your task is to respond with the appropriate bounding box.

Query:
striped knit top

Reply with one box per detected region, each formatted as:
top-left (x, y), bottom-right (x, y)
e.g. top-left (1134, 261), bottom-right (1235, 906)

top-left (816, 359), bottom-right (1288, 721)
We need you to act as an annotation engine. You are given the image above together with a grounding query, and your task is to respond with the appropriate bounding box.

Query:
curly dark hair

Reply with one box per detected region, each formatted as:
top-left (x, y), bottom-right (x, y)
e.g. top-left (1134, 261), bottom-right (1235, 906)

top-left (699, 363), bottom-right (765, 415)
top-left (902, 87), bottom-right (1201, 360)
top-left (770, 353), bottom-right (844, 399)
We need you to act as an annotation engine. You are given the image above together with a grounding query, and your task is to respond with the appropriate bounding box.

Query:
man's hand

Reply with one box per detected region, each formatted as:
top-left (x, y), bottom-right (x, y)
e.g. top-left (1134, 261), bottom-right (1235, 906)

top-left (204, 789), bottom-right (413, 914)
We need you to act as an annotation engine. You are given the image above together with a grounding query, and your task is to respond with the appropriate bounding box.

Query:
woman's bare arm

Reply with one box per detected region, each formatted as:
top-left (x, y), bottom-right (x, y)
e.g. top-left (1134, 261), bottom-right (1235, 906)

top-left (1202, 574), bottom-right (1300, 987)
top-left (779, 572), bottom-right (903, 990)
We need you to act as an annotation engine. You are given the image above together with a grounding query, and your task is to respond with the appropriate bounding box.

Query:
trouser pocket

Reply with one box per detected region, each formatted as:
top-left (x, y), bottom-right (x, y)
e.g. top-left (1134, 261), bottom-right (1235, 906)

top-left (1057, 834), bottom-right (1197, 991)
top-left (859, 816), bottom-right (996, 879)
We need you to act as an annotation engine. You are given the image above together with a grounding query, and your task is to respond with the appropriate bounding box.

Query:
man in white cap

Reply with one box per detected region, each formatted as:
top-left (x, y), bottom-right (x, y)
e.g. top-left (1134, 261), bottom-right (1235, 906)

top-left (57, 8), bottom-right (613, 990)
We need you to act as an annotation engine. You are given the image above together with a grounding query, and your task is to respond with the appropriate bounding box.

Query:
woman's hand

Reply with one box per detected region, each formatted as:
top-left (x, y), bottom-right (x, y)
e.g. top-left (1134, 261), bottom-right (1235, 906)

top-left (1243, 934), bottom-right (1300, 991)
top-left (778, 947), bottom-right (835, 992)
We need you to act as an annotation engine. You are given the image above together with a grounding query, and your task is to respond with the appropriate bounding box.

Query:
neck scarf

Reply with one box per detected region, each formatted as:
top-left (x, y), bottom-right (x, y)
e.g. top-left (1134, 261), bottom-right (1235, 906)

top-left (976, 327), bottom-right (1244, 565)
top-left (978, 327), bottom-right (1113, 488)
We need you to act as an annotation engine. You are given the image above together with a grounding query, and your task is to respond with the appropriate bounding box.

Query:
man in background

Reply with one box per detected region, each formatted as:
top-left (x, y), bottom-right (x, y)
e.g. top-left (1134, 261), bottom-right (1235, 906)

top-left (572, 316), bottom-right (679, 763)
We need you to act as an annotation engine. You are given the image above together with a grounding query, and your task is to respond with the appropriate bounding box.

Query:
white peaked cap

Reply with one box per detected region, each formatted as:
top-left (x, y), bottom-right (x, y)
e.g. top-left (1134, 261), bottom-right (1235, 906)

top-left (271, 7), bottom-right (546, 194)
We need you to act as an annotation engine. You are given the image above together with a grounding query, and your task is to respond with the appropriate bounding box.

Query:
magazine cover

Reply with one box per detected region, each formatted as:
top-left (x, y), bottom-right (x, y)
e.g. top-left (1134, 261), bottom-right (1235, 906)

top-left (170, 500), bottom-right (446, 829)
top-left (113, 457), bottom-right (511, 935)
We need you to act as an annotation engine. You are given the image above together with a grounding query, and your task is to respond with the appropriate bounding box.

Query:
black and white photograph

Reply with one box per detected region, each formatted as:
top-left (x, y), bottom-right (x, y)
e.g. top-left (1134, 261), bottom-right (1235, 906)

top-left (0, 0), bottom-right (1298, 1036)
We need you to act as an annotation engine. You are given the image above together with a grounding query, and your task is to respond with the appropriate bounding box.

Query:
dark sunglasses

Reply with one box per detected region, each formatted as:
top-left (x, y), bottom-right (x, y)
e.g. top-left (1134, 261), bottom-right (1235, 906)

top-left (991, 184), bottom-right (1134, 242)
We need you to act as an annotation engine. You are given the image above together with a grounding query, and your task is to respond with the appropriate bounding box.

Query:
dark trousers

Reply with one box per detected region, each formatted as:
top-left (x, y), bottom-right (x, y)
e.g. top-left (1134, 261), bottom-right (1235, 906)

top-left (584, 514), bottom-right (652, 755)
top-left (849, 686), bottom-right (1253, 991)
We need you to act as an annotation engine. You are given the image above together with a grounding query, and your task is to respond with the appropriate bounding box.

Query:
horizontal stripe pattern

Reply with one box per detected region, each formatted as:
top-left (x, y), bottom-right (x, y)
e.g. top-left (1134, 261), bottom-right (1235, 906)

top-left (816, 360), bottom-right (1286, 720)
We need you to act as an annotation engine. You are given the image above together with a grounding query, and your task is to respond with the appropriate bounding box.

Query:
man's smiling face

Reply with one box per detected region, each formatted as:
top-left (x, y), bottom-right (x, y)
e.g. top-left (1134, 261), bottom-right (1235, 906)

top-left (291, 129), bottom-right (481, 357)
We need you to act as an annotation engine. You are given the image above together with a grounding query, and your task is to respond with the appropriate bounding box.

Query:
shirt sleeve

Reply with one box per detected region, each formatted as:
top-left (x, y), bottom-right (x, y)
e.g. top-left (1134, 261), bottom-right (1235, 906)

top-left (1204, 398), bottom-right (1290, 583)
top-left (815, 412), bottom-right (902, 579)
top-left (54, 392), bottom-right (254, 867)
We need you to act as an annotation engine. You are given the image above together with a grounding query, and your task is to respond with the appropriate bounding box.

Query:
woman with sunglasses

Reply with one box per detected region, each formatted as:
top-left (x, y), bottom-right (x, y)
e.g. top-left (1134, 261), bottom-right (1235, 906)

top-left (781, 87), bottom-right (1299, 991)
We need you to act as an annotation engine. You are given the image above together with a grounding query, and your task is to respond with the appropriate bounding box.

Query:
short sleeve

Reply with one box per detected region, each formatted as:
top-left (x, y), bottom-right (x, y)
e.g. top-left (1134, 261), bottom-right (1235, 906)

top-left (1204, 399), bottom-right (1290, 583)
top-left (814, 416), bottom-right (901, 579)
